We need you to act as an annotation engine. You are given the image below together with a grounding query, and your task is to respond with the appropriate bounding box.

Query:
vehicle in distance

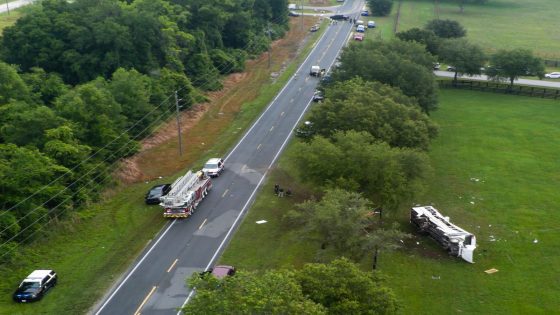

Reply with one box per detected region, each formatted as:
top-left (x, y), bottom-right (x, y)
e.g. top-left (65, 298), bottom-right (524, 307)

top-left (545, 72), bottom-right (560, 79)
top-left (354, 33), bottom-right (364, 41)
top-left (356, 25), bottom-right (365, 33)
top-left (330, 14), bottom-right (349, 20)
top-left (447, 65), bottom-right (456, 72)
top-left (203, 265), bottom-right (236, 279)
top-left (433, 62), bottom-right (441, 70)
top-left (310, 24), bottom-right (319, 32)
top-left (202, 158), bottom-right (224, 177)
top-left (361, 10), bottom-right (369, 16)
top-left (13, 270), bottom-right (57, 303)
top-left (145, 184), bottom-right (172, 205)
top-left (288, 11), bottom-right (300, 17)
top-left (312, 90), bottom-right (324, 102)
top-left (367, 21), bottom-right (376, 28)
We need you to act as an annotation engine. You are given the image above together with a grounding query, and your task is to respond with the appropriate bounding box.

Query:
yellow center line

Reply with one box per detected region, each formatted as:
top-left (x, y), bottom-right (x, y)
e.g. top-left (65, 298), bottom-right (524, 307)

top-left (167, 258), bottom-right (179, 273)
top-left (134, 286), bottom-right (157, 315)
top-left (280, 111), bottom-right (285, 116)
top-left (198, 218), bottom-right (208, 230)
top-left (222, 189), bottom-right (229, 198)
top-left (269, 126), bottom-right (274, 132)
top-left (257, 143), bottom-right (262, 151)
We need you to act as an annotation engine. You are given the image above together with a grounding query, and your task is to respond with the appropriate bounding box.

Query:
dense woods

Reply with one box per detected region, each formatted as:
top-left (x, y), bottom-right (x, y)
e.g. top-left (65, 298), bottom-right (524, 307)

top-left (0, 0), bottom-right (288, 260)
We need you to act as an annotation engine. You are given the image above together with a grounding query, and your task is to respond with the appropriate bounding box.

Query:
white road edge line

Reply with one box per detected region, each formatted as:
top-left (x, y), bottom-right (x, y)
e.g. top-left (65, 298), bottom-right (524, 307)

top-left (96, 17), bottom-right (333, 315)
top-left (177, 95), bottom-right (317, 315)
top-left (223, 26), bottom-right (331, 163)
top-left (178, 19), bottom-right (352, 315)
top-left (95, 220), bottom-right (176, 315)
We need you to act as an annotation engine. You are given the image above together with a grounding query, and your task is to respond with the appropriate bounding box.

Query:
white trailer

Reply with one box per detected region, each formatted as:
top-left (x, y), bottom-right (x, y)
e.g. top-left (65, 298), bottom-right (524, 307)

top-left (411, 206), bottom-right (477, 263)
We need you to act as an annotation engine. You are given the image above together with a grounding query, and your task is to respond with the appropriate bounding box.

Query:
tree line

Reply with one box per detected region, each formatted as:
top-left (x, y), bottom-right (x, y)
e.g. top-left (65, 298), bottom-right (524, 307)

top-left (0, 0), bottom-right (289, 261)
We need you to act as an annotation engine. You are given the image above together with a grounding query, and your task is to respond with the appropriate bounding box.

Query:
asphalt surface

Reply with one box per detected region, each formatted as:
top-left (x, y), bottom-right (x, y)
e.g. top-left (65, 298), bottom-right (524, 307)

top-left (435, 70), bottom-right (560, 88)
top-left (94, 2), bottom-right (363, 315)
top-left (0, 0), bottom-right (35, 14)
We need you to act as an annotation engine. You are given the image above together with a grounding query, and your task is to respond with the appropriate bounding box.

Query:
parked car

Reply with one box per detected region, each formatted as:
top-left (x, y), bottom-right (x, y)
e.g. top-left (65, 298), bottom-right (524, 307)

top-left (145, 184), bottom-right (172, 205)
top-left (13, 270), bottom-right (57, 303)
top-left (288, 11), bottom-right (300, 17)
top-left (361, 10), bottom-right (369, 16)
top-left (295, 121), bottom-right (315, 138)
top-left (310, 24), bottom-right (319, 32)
top-left (356, 25), bottom-right (365, 33)
top-left (201, 265), bottom-right (236, 279)
top-left (354, 33), bottom-right (364, 41)
top-left (433, 62), bottom-right (441, 70)
top-left (330, 14), bottom-right (349, 20)
top-left (544, 72), bottom-right (560, 79)
top-left (367, 21), bottom-right (376, 28)
top-left (202, 158), bottom-right (225, 177)
top-left (447, 65), bottom-right (456, 72)
top-left (312, 90), bottom-right (324, 102)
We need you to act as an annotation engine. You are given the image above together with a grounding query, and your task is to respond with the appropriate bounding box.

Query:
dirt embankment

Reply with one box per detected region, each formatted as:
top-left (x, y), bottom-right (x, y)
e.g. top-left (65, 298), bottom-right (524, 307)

top-left (116, 17), bottom-right (320, 184)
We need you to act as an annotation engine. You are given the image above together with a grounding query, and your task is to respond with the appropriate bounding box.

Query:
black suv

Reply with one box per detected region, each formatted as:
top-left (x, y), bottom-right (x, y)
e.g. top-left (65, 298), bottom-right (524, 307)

top-left (330, 14), bottom-right (349, 20)
top-left (13, 270), bottom-right (57, 303)
top-left (145, 184), bottom-right (172, 205)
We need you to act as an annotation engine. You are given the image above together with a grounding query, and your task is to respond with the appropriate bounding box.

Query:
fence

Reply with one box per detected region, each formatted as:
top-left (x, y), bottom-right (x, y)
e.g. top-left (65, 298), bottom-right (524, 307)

top-left (438, 79), bottom-right (560, 100)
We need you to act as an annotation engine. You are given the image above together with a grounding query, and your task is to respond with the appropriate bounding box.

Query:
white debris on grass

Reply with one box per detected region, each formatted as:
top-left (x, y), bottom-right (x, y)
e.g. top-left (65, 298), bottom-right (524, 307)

top-left (256, 220), bottom-right (268, 224)
top-left (533, 239), bottom-right (539, 244)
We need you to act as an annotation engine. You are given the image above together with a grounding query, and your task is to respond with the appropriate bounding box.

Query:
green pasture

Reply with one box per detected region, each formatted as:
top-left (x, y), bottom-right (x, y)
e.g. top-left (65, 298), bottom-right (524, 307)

top-left (394, 0), bottom-right (560, 59)
top-left (222, 89), bottom-right (560, 314)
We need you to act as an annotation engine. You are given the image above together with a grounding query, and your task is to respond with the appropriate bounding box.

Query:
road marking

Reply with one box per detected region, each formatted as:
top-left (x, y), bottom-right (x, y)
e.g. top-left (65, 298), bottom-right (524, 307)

top-left (134, 286), bottom-right (157, 315)
top-left (257, 143), bottom-right (262, 151)
top-left (221, 189), bottom-right (229, 198)
top-left (179, 92), bottom-right (318, 315)
top-left (299, 87), bottom-right (302, 91)
top-left (269, 126), bottom-right (274, 132)
top-left (198, 219), bottom-right (207, 230)
top-left (280, 111), bottom-right (285, 116)
top-left (95, 220), bottom-right (177, 315)
top-left (167, 259), bottom-right (179, 273)
top-left (290, 98), bottom-right (294, 103)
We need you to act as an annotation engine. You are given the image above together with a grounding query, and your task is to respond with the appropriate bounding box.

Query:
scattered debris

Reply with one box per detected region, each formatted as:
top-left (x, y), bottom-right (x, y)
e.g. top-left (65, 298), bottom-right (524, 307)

top-left (484, 268), bottom-right (499, 274)
top-left (416, 242), bottom-right (420, 245)
top-left (533, 239), bottom-right (538, 244)
top-left (256, 220), bottom-right (268, 224)
top-left (489, 235), bottom-right (496, 242)
top-left (470, 201), bottom-right (475, 205)
top-left (470, 177), bottom-right (480, 182)
top-left (431, 275), bottom-right (440, 280)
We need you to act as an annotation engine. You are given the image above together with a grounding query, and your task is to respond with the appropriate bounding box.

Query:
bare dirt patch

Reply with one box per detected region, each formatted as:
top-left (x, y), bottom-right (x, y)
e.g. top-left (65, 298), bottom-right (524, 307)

top-left (116, 17), bottom-right (320, 184)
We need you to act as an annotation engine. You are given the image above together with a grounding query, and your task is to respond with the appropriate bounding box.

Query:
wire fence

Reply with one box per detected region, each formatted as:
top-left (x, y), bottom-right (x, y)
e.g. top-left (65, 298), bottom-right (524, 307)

top-left (438, 79), bottom-right (560, 100)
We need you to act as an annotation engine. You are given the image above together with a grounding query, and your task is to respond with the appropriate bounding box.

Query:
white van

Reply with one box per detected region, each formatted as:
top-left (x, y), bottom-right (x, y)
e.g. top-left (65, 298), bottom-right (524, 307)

top-left (356, 20), bottom-right (364, 26)
top-left (356, 25), bottom-right (365, 33)
top-left (367, 21), bottom-right (376, 28)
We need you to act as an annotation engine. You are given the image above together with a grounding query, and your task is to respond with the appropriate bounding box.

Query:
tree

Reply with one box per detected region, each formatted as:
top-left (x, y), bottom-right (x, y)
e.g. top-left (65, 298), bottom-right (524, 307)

top-left (367, 0), bottom-right (393, 16)
top-left (292, 131), bottom-right (432, 210)
top-left (285, 188), bottom-right (376, 258)
top-left (0, 62), bottom-right (31, 105)
top-left (333, 40), bottom-right (438, 113)
top-left (425, 19), bottom-right (466, 39)
top-left (439, 39), bottom-right (486, 84)
top-left (21, 67), bottom-right (69, 106)
top-left (297, 258), bottom-right (400, 314)
top-left (486, 49), bottom-right (545, 88)
top-left (306, 78), bottom-right (438, 150)
top-left (184, 269), bottom-right (326, 314)
top-left (396, 28), bottom-right (441, 55)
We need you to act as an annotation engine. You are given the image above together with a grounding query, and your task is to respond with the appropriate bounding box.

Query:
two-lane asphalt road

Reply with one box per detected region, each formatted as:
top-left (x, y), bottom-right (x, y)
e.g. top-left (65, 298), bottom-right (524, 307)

top-left (94, 2), bottom-right (362, 315)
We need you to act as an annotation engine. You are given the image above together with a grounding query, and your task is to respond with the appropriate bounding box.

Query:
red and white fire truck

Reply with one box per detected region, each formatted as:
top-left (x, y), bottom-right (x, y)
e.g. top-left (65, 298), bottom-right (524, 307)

top-left (159, 170), bottom-right (212, 218)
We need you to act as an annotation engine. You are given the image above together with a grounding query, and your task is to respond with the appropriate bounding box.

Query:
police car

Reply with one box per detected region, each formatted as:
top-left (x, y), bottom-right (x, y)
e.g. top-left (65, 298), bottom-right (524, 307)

top-left (13, 270), bottom-right (57, 302)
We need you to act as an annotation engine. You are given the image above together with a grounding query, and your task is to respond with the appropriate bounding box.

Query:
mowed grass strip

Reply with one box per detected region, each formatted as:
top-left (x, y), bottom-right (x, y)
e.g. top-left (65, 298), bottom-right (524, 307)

top-left (0, 17), bottom-right (324, 315)
top-left (221, 89), bottom-right (560, 314)
top-left (394, 0), bottom-right (560, 59)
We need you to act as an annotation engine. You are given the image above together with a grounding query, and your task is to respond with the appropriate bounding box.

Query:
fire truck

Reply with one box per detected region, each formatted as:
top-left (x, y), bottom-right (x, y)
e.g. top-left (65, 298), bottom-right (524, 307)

top-left (411, 206), bottom-right (477, 263)
top-left (159, 170), bottom-right (212, 218)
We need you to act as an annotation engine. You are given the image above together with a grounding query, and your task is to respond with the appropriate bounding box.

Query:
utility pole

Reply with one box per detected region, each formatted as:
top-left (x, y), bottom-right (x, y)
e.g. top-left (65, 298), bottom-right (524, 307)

top-left (5, 0), bottom-right (10, 15)
top-left (267, 22), bottom-right (272, 68)
top-left (175, 91), bottom-right (183, 156)
top-left (372, 208), bottom-right (383, 270)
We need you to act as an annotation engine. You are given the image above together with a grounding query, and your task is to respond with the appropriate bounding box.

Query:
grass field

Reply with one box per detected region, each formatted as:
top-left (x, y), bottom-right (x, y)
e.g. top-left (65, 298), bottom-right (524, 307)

top-left (0, 17), bottom-right (325, 314)
top-left (0, 9), bottom-right (22, 33)
top-left (394, 0), bottom-right (560, 59)
top-left (221, 89), bottom-right (560, 314)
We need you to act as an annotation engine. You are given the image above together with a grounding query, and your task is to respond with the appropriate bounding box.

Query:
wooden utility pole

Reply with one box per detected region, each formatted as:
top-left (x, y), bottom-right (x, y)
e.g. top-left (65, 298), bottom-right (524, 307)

top-left (175, 91), bottom-right (183, 156)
